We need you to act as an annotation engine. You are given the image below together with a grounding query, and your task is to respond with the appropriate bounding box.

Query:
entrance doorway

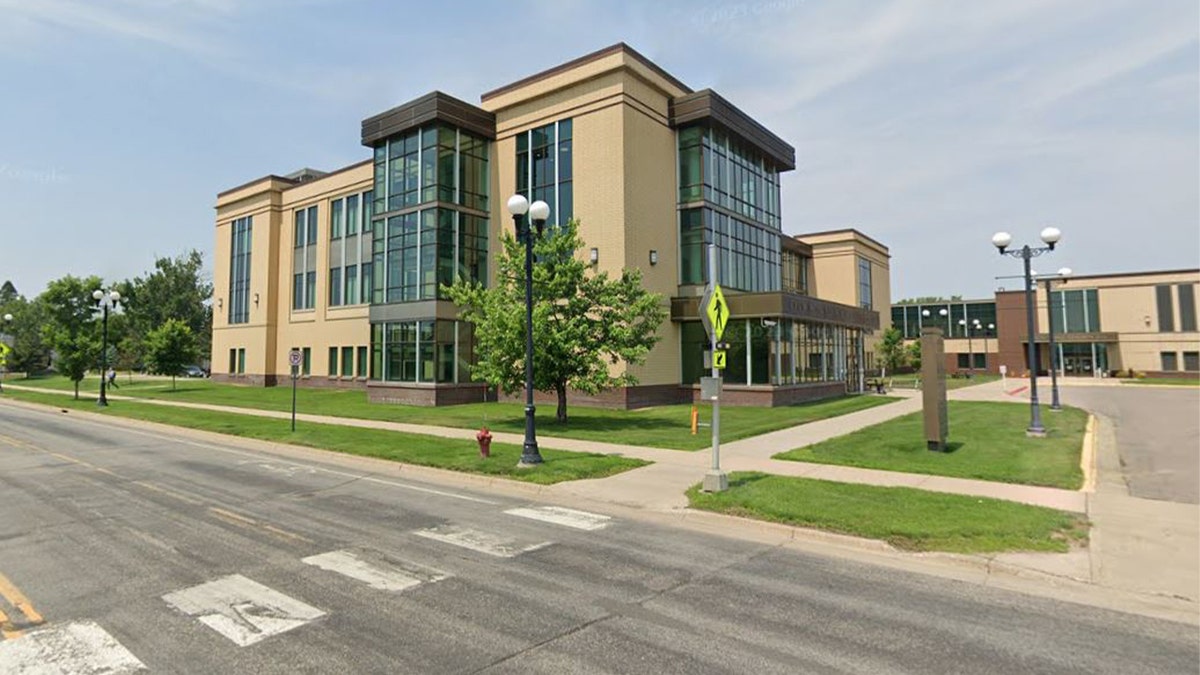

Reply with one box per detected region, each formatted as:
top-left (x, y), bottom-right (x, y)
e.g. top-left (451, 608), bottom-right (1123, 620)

top-left (1057, 342), bottom-right (1109, 377)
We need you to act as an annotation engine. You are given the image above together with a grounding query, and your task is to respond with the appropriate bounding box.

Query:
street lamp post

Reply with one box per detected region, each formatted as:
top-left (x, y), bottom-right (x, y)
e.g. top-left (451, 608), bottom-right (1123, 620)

top-left (991, 227), bottom-right (1061, 437)
top-left (92, 289), bottom-right (122, 407)
top-left (982, 322), bottom-right (995, 373)
top-left (957, 318), bottom-right (981, 376)
top-left (1045, 267), bottom-right (1072, 411)
top-left (507, 194), bottom-right (550, 467)
top-left (922, 307), bottom-right (948, 371)
top-left (0, 313), bottom-right (12, 392)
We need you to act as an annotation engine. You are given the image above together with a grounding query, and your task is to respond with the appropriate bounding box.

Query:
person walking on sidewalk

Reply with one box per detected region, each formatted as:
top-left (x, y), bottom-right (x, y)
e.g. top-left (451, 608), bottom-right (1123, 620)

top-left (107, 367), bottom-right (119, 389)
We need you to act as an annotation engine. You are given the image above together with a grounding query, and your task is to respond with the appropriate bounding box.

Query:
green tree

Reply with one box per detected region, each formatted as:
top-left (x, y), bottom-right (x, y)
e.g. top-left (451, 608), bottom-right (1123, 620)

top-left (39, 275), bottom-right (104, 399)
top-left (906, 341), bottom-right (923, 371)
top-left (144, 319), bottom-right (199, 390)
top-left (123, 250), bottom-right (213, 365)
top-left (877, 326), bottom-right (907, 373)
top-left (445, 219), bottom-right (666, 422)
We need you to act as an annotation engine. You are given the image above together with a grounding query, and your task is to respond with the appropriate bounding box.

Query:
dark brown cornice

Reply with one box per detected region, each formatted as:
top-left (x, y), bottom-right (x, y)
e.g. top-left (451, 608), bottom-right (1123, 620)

top-left (361, 91), bottom-right (496, 147)
top-left (669, 89), bottom-right (795, 171)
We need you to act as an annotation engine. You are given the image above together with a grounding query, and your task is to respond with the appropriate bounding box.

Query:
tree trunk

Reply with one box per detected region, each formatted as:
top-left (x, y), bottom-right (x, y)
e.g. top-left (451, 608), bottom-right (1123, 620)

top-left (555, 382), bottom-right (568, 423)
top-left (172, 375), bottom-right (176, 390)
top-left (74, 381), bottom-right (79, 400)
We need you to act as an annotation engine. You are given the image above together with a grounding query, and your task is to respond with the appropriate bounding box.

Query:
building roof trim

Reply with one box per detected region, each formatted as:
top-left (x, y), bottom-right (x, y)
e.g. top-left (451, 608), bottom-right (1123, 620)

top-left (670, 89), bottom-right (796, 171)
top-left (361, 91), bottom-right (497, 147)
top-left (795, 228), bottom-right (891, 255)
top-left (480, 42), bottom-right (693, 103)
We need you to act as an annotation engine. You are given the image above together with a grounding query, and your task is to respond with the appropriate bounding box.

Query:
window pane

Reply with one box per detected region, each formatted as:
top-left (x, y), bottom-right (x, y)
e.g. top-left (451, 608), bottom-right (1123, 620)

top-left (328, 346), bottom-right (338, 376)
top-left (1178, 284), bottom-right (1197, 332)
top-left (1157, 285), bottom-right (1175, 332)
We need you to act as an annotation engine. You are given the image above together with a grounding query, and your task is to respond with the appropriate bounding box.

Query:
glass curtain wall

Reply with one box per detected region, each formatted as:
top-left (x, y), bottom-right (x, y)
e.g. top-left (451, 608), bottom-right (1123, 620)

top-left (370, 320), bottom-right (474, 384)
top-left (681, 319), bottom-right (863, 387)
top-left (678, 125), bottom-right (783, 292)
top-left (892, 301), bottom-right (997, 339)
top-left (368, 123), bottom-right (490, 383)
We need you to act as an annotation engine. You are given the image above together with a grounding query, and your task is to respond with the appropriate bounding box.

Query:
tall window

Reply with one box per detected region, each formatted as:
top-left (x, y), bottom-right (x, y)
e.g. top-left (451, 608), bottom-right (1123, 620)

top-left (1049, 289), bottom-right (1101, 333)
top-left (1178, 284), bottom-right (1196, 332)
top-left (1156, 285), bottom-right (1175, 332)
top-left (293, 205), bottom-right (318, 310)
top-left (857, 257), bottom-right (872, 309)
top-left (677, 124), bottom-right (783, 291)
top-left (782, 249), bottom-right (808, 295)
top-left (370, 125), bottom-right (489, 306)
top-left (228, 216), bottom-right (252, 324)
top-left (516, 118), bottom-right (572, 228)
top-left (328, 189), bottom-right (371, 307)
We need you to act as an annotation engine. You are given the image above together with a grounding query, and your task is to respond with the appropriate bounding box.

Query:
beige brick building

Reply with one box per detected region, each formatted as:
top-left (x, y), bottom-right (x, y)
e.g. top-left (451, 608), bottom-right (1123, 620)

top-left (212, 43), bottom-right (890, 407)
top-left (891, 269), bottom-right (1200, 377)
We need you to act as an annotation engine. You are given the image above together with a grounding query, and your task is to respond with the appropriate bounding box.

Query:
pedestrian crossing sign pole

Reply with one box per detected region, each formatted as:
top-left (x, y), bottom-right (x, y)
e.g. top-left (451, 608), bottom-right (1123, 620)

top-left (699, 244), bottom-right (729, 493)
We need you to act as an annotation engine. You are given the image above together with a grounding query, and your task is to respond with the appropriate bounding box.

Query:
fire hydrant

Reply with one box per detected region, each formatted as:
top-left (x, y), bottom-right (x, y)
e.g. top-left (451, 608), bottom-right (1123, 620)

top-left (476, 426), bottom-right (493, 458)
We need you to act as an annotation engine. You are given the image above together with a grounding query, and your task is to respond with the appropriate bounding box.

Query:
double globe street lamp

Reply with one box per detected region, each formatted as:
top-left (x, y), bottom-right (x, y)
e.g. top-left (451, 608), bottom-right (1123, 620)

top-left (1044, 267), bottom-right (1072, 411)
top-left (506, 194), bottom-right (551, 467)
top-left (991, 227), bottom-right (1062, 436)
top-left (958, 318), bottom-right (983, 376)
top-left (93, 289), bottom-right (122, 407)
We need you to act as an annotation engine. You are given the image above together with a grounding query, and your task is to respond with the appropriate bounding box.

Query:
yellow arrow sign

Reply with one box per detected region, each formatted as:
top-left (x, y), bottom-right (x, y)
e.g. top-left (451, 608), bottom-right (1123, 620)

top-left (0, 343), bottom-right (10, 367)
top-left (705, 284), bottom-right (729, 341)
top-left (712, 349), bottom-right (727, 369)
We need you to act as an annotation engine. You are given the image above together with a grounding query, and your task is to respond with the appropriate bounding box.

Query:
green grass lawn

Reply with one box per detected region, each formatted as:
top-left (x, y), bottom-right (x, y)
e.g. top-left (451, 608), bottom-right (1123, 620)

top-left (1121, 378), bottom-right (1200, 386)
top-left (3, 389), bottom-right (648, 485)
top-left (687, 472), bottom-right (1088, 553)
top-left (12, 375), bottom-right (900, 451)
top-left (774, 401), bottom-right (1087, 489)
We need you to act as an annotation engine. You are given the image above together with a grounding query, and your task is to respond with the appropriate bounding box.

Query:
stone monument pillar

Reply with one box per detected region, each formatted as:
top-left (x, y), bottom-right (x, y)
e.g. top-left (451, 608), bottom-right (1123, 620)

top-left (921, 327), bottom-right (949, 452)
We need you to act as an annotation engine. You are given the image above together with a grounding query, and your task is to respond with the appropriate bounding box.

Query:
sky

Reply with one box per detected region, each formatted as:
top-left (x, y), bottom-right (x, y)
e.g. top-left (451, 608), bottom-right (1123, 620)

top-left (0, 0), bottom-right (1196, 302)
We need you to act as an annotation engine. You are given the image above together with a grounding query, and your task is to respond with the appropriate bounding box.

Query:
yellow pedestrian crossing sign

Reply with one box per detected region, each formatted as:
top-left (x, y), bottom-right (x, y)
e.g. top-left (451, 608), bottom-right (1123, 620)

top-left (712, 349), bottom-right (727, 369)
top-left (703, 284), bottom-right (729, 341)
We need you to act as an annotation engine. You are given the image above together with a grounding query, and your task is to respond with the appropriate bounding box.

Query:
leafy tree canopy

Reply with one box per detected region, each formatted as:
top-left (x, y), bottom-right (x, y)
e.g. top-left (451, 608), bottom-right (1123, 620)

top-left (444, 219), bottom-right (666, 422)
top-left (144, 319), bottom-right (200, 390)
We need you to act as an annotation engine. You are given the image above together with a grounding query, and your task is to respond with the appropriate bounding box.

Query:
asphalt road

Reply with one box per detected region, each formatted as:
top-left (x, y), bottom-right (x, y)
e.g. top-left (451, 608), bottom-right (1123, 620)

top-left (1062, 385), bottom-right (1200, 504)
top-left (0, 402), bottom-right (1196, 674)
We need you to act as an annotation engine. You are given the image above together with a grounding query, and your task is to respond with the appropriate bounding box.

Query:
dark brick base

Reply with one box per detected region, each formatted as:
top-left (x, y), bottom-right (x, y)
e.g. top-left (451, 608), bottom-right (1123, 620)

top-left (366, 382), bottom-right (496, 406)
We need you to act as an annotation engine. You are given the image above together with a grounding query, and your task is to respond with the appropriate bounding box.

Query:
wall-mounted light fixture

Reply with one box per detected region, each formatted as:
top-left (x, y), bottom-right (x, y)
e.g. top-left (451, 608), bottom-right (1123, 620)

top-left (649, 249), bottom-right (659, 266)
top-left (253, 292), bottom-right (260, 306)
top-left (216, 298), bottom-right (223, 310)
top-left (589, 248), bottom-right (599, 265)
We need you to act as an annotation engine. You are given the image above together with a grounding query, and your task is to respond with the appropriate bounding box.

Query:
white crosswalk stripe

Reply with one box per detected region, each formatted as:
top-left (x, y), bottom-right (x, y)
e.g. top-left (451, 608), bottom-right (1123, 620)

top-left (414, 524), bottom-right (552, 558)
top-left (504, 505), bottom-right (612, 531)
top-left (162, 574), bottom-right (325, 646)
top-left (302, 550), bottom-right (449, 591)
top-left (0, 620), bottom-right (145, 674)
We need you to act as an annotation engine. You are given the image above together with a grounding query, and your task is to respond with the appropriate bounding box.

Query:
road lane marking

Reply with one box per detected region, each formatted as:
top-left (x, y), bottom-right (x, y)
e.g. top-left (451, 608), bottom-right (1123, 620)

top-left (504, 506), bottom-right (612, 531)
top-left (0, 572), bottom-right (44, 639)
top-left (207, 507), bottom-right (313, 544)
top-left (302, 550), bottom-right (449, 591)
top-left (0, 620), bottom-right (145, 673)
top-left (162, 574), bottom-right (325, 647)
top-left (413, 524), bottom-right (552, 558)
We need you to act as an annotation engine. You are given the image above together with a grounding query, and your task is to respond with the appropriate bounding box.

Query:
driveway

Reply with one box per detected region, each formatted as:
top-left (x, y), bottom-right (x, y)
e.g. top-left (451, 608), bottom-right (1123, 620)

top-left (1062, 385), bottom-right (1199, 504)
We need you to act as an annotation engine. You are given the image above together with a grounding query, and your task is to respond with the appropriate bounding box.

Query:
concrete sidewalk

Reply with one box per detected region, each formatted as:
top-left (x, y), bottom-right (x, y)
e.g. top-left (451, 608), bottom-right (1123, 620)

top-left (3, 382), bottom-right (1196, 623)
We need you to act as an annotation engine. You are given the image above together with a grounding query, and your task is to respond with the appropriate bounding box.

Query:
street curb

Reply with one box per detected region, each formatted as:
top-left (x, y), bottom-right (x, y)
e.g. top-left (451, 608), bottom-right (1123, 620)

top-left (1080, 414), bottom-right (1097, 493)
